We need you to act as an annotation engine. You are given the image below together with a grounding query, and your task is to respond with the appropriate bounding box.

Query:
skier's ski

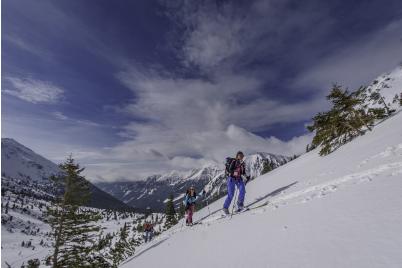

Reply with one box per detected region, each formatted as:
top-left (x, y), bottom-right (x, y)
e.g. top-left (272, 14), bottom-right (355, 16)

top-left (233, 207), bottom-right (250, 214)
top-left (199, 201), bottom-right (271, 224)
top-left (248, 200), bottom-right (269, 210)
top-left (229, 201), bottom-right (270, 217)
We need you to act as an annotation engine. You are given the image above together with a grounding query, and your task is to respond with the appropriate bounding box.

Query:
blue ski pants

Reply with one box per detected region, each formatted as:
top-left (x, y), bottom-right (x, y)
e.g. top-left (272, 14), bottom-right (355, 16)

top-left (223, 176), bottom-right (245, 209)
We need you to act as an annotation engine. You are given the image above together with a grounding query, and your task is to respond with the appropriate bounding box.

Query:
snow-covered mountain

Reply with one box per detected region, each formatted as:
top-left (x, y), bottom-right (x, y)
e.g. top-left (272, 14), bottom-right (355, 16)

top-left (1, 138), bottom-right (132, 210)
top-left (97, 153), bottom-right (290, 212)
top-left (120, 96), bottom-right (402, 268)
top-left (366, 65), bottom-right (402, 112)
top-left (2, 138), bottom-right (61, 181)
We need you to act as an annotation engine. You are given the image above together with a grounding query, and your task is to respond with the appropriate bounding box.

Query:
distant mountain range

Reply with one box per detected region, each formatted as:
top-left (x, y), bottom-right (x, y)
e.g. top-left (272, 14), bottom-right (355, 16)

top-left (1, 138), bottom-right (291, 212)
top-left (96, 152), bottom-right (291, 212)
top-left (1, 138), bottom-right (132, 211)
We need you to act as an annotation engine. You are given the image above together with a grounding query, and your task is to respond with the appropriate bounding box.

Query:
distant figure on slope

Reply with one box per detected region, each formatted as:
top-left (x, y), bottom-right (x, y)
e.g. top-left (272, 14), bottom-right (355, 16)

top-left (223, 151), bottom-right (250, 215)
top-left (183, 186), bottom-right (206, 226)
top-left (143, 222), bottom-right (154, 242)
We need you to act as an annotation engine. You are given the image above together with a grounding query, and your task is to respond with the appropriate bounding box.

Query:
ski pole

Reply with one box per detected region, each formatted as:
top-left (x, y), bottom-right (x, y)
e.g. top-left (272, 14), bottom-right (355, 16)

top-left (230, 187), bottom-right (238, 218)
top-left (180, 217), bottom-right (185, 230)
top-left (206, 199), bottom-right (211, 218)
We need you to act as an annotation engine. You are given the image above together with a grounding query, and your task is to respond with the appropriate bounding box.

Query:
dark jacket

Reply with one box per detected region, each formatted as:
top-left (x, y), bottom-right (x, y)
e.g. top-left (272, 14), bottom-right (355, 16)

top-left (228, 159), bottom-right (246, 178)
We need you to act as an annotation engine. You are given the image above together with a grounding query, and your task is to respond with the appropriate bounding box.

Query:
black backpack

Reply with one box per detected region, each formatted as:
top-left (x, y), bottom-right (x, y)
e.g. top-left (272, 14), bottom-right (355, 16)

top-left (225, 157), bottom-right (235, 176)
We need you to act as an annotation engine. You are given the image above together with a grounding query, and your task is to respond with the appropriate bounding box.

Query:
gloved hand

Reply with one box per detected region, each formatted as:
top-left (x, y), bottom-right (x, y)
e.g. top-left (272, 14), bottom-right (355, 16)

top-left (201, 189), bottom-right (207, 196)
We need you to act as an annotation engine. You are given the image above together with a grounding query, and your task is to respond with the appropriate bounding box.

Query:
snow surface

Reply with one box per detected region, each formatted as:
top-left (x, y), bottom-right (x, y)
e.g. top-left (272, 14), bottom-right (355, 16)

top-left (121, 111), bottom-right (402, 268)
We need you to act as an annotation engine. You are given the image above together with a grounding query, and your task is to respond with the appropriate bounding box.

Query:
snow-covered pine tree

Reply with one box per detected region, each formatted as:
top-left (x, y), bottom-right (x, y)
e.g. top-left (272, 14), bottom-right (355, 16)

top-left (26, 258), bottom-right (40, 268)
top-left (165, 194), bottom-right (177, 228)
top-left (393, 93), bottom-right (402, 106)
top-left (178, 202), bottom-right (185, 219)
top-left (46, 156), bottom-right (107, 267)
top-left (110, 222), bottom-right (135, 267)
top-left (261, 161), bottom-right (273, 175)
top-left (96, 232), bottom-right (113, 254)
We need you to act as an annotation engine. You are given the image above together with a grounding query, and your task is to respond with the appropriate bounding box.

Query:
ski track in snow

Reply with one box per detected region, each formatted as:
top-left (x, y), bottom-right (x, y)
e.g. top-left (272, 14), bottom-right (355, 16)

top-left (272, 161), bottom-right (402, 206)
top-left (358, 143), bottom-right (402, 167)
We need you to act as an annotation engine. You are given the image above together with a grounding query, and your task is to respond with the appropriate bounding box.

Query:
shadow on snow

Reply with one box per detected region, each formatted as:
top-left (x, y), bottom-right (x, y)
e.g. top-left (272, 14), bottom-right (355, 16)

top-left (195, 181), bottom-right (298, 223)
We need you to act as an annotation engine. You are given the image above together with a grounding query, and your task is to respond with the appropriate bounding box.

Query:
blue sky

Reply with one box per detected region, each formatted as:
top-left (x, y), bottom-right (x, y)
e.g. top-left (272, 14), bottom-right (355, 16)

top-left (2, 0), bottom-right (402, 182)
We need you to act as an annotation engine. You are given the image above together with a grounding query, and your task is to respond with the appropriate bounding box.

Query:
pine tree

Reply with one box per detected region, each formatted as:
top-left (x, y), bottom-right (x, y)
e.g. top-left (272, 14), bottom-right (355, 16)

top-left (27, 259), bottom-right (40, 268)
top-left (164, 194), bottom-right (177, 228)
top-left (136, 223), bottom-right (143, 232)
top-left (307, 85), bottom-right (377, 156)
top-left (178, 202), bottom-right (186, 219)
top-left (393, 93), bottom-right (402, 107)
top-left (261, 161), bottom-right (273, 175)
top-left (46, 156), bottom-right (106, 267)
top-left (110, 223), bottom-right (135, 267)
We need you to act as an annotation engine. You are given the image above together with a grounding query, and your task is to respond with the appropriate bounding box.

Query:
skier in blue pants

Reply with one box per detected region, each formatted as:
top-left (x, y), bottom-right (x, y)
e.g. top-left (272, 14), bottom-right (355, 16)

top-left (223, 151), bottom-right (250, 215)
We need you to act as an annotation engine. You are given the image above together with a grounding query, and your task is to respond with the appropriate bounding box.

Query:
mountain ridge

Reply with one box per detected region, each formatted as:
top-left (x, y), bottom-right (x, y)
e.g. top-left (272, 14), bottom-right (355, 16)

top-left (97, 152), bottom-right (291, 211)
top-left (1, 138), bottom-right (132, 211)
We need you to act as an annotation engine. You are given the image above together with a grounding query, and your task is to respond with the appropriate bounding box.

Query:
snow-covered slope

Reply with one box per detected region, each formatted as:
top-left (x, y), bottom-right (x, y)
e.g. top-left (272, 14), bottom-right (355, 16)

top-left (97, 153), bottom-right (290, 211)
top-left (1, 138), bottom-right (61, 181)
top-left (121, 111), bottom-right (402, 268)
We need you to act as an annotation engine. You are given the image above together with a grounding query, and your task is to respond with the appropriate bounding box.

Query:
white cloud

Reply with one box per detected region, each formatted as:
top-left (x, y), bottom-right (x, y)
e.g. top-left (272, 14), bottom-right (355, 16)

top-left (78, 123), bottom-right (313, 183)
top-left (52, 111), bottom-right (68, 120)
top-left (4, 76), bottom-right (64, 104)
top-left (4, 35), bottom-right (50, 58)
top-left (179, 4), bottom-right (244, 70)
top-left (171, 0), bottom-right (335, 75)
top-left (78, 66), bottom-right (317, 182)
top-left (51, 111), bottom-right (102, 127)
top-left (83, 0), bottom-right (343, 182)
top-left (293, 19), bottom-right (402, 90)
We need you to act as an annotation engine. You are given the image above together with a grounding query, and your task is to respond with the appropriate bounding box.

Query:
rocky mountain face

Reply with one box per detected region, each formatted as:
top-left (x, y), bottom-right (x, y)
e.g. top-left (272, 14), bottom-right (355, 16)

top-left (97, 152), bottom-right (291, 212)
top-left (1, 138), bottom-right (132, 211)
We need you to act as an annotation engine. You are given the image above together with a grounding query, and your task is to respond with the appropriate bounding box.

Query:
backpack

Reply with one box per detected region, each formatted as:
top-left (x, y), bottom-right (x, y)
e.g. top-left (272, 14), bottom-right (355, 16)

top-left (225, 157), bottom-right (235, 176)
